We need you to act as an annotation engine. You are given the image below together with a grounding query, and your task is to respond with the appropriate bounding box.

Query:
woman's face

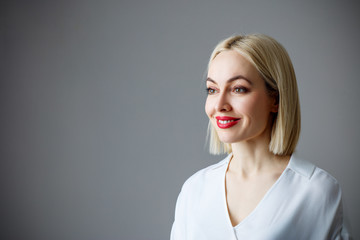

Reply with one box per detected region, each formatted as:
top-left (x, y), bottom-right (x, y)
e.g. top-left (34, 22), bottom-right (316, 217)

top-left (205, 50), bottom-right (277, 144)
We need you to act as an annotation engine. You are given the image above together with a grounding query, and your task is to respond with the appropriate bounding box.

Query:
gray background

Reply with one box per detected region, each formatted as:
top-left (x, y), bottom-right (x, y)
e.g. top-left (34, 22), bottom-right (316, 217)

top-left (1, 0), bottom-right (359, 239)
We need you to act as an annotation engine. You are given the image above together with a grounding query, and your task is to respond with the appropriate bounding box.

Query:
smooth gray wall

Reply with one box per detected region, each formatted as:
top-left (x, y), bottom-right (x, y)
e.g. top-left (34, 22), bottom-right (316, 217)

top-left (1, 0), bottom-right (359, 239)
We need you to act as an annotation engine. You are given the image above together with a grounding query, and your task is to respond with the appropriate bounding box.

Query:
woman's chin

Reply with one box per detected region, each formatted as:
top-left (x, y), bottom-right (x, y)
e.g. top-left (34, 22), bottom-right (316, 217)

top-left (218, 136), bottom-right (238, 144)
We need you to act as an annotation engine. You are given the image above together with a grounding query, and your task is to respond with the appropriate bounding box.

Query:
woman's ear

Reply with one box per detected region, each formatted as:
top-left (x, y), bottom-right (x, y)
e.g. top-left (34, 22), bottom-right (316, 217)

top-left (270, 93), bottom-right (279, 113)
top-left (271, 104), bottom-right (279, 113)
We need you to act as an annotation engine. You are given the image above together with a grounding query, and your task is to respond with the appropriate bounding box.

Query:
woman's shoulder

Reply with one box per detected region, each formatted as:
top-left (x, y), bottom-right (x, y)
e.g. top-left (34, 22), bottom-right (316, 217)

top-left (287, 156), bottom-right (350, 238)
top-left (288, 155), bottom-right (341, 197)
top-left (180, 155), bottom-right (231, 193)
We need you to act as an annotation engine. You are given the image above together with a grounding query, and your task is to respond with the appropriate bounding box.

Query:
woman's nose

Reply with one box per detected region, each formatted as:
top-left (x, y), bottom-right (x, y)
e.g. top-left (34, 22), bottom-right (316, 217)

top-left (215, 93), bottom-right (232, 112)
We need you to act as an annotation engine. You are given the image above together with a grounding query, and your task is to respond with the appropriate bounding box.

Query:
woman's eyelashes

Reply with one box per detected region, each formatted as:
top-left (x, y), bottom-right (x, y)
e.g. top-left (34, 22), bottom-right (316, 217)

top-left (206, 87), bottom-right (217, 95)
top-left (206, 86), bottom-right (249, 95)
top-left (233, 86), bottom-right (249, 93)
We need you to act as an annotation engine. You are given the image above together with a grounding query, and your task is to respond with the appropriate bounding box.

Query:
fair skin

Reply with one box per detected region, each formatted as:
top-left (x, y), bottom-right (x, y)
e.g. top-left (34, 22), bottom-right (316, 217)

top-left (205, 50), bottom-right (290, 227)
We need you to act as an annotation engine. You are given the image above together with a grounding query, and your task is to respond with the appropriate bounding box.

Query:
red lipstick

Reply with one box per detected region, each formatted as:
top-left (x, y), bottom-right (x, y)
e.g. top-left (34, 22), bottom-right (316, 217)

top-left (215, 116), bottom-right (240, 129)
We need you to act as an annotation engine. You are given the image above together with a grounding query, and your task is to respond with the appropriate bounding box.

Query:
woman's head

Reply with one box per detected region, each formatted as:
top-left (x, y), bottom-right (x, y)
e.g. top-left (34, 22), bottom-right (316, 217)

top-left (206, 34), bottom-right (300, 156)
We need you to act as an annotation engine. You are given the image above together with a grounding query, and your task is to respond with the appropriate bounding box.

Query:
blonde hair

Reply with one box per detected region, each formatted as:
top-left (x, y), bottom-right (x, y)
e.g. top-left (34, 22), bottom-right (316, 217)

top-left (207, 34), bottom-right (300, 156)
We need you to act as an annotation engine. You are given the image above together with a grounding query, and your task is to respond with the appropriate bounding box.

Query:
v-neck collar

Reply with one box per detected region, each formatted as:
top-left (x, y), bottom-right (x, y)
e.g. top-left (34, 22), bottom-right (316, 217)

top-left (221, 153), bottom-right (295, 229)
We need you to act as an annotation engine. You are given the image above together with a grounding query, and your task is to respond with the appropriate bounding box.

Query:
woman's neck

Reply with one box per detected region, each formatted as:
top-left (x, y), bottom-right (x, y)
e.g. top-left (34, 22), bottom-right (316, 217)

top-left (229, 140), bottom-right (290, 178)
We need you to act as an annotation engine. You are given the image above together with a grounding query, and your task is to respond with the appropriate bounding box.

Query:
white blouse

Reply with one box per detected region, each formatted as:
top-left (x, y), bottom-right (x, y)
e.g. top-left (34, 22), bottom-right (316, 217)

top-left (170, 154), bottom-right (351, 240)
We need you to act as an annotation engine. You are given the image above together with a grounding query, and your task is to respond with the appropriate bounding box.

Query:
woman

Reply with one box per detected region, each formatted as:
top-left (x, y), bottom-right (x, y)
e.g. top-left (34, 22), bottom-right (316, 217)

top-left (170, 34), bottom-right (351, 239)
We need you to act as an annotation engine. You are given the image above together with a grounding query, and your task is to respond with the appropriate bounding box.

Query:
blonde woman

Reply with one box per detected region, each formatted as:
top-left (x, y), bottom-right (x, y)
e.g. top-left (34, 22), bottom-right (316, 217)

top-left (170, 34), bottom-right (351, 239)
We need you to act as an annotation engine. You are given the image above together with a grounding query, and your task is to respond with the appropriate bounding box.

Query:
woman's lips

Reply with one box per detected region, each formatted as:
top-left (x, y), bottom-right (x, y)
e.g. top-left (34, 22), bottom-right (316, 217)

top-left (215, 116), bottom-right (240, 129)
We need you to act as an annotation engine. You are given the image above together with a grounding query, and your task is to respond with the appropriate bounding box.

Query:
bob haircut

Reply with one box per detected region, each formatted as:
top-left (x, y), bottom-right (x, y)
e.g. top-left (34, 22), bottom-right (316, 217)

top-left (207, 33), bottom-right (300, 156)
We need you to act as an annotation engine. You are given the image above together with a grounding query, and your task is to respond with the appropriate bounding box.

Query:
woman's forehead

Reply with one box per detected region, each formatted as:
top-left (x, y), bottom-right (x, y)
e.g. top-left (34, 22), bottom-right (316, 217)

top-left (208, 50), bottom-right (261, 82)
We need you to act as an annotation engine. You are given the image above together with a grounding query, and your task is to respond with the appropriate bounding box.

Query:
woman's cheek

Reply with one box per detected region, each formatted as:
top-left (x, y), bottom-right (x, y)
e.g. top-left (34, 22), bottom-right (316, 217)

top-left (204, 99), bottom-right (213, 118)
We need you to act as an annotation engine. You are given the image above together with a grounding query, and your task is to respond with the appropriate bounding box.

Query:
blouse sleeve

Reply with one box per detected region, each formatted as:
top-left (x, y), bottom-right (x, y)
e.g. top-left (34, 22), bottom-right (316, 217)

top-left (170, 188), bottom-right (186, 240)
top-left (336, 200), bottom-right (353, 240)
top-left (328, 184), bottom-right (353, 240)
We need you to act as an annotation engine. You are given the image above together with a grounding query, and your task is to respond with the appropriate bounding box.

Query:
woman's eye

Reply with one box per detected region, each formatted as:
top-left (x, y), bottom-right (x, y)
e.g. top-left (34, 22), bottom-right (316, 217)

top-left (234, 87), bottom-right (248, 93)
top-left (206, 88), bottom-right (217, 95)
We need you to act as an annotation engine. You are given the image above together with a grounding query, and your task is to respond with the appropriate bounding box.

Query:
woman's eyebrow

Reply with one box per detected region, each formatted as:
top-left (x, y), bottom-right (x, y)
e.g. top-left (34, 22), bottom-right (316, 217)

top-left (206, 75), bottom-right (253, 85)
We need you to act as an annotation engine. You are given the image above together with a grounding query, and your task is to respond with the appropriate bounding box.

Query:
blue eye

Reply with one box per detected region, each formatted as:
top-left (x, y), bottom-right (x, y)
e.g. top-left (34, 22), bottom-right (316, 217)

top-left (206, 88), bottom-right (217, 95)
top-left (234, 87), bottom-right (248, 93)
